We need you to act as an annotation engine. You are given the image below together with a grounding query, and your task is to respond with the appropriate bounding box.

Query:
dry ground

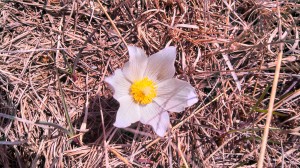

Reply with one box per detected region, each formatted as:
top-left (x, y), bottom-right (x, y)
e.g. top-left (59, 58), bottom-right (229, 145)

top-left (0, 0), bottom-right (299, 167)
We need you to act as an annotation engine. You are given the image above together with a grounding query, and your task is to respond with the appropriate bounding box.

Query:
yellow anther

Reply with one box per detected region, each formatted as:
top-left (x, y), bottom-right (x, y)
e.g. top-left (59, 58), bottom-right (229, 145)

top-left (130, 77), bottom-right (157, 105)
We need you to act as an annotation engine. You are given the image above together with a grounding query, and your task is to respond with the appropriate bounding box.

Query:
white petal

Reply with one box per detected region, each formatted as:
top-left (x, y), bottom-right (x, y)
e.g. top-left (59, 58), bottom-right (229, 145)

top-left (114, 96), bottom-right (140, 128)
top-left (187, 90), bottom-right (198, 106)
top-left (154, 78), bottom-right (198, 112)
top-left (140, 103), bottom-right (170, 137)
top-left (144, 46), bottom-right (176, 82)
top-left (123, 46), bottom-right (148, 82)
top-left (105, 69), bottom-right (131, 100)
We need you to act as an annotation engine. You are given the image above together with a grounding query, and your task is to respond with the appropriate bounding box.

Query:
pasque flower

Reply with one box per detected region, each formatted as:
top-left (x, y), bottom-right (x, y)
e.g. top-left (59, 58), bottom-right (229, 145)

top-left (105, 46), bottom-right (198, 137)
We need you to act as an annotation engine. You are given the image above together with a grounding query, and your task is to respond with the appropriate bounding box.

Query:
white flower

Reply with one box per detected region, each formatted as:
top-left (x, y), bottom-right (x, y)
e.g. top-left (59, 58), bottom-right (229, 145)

top-left (105, 46), bottom-right (198, 137)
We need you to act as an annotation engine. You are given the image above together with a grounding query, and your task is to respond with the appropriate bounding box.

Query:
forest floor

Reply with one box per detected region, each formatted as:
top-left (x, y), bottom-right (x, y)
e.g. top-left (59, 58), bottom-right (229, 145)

top-left (0, 0), bottom-right (299, 167)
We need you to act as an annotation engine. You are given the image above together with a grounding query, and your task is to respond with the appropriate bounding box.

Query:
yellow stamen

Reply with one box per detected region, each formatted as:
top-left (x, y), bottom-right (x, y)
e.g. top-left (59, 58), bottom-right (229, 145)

top-left (130, 77), bottom-right (157, 105)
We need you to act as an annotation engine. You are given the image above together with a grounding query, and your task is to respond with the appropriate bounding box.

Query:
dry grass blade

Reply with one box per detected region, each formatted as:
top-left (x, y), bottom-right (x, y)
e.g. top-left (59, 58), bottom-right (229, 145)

top-left (274, 88), bottom-right (300, 110)
top-left (56, 67), bottom-right (75, 137)
top-left (0, 140), bottom-right (27, 145)
top-left (79, 74), bottom-right (90, 144)
top-left (258, 2), bottom-right (284, 167)
top-left (0, 112), bottom-right (71, 139)
top-left (0, 0), bottom-right (299, 167)
top-left (213, 43), bottom-right (242, 91)
top-left (96, 0), bottom-right (127, 47)
top-left (108, 147), bottom-right (132, 167)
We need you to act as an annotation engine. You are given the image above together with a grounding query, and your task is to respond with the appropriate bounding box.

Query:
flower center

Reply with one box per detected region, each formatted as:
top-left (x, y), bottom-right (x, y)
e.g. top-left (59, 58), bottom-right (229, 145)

top-left (130, 77), bottom-right (157, 105)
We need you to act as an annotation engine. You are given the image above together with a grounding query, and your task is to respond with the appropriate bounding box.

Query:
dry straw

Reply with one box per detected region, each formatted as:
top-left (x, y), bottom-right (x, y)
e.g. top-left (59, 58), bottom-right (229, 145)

top-left (0, 0), bottom-right (299, 167)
